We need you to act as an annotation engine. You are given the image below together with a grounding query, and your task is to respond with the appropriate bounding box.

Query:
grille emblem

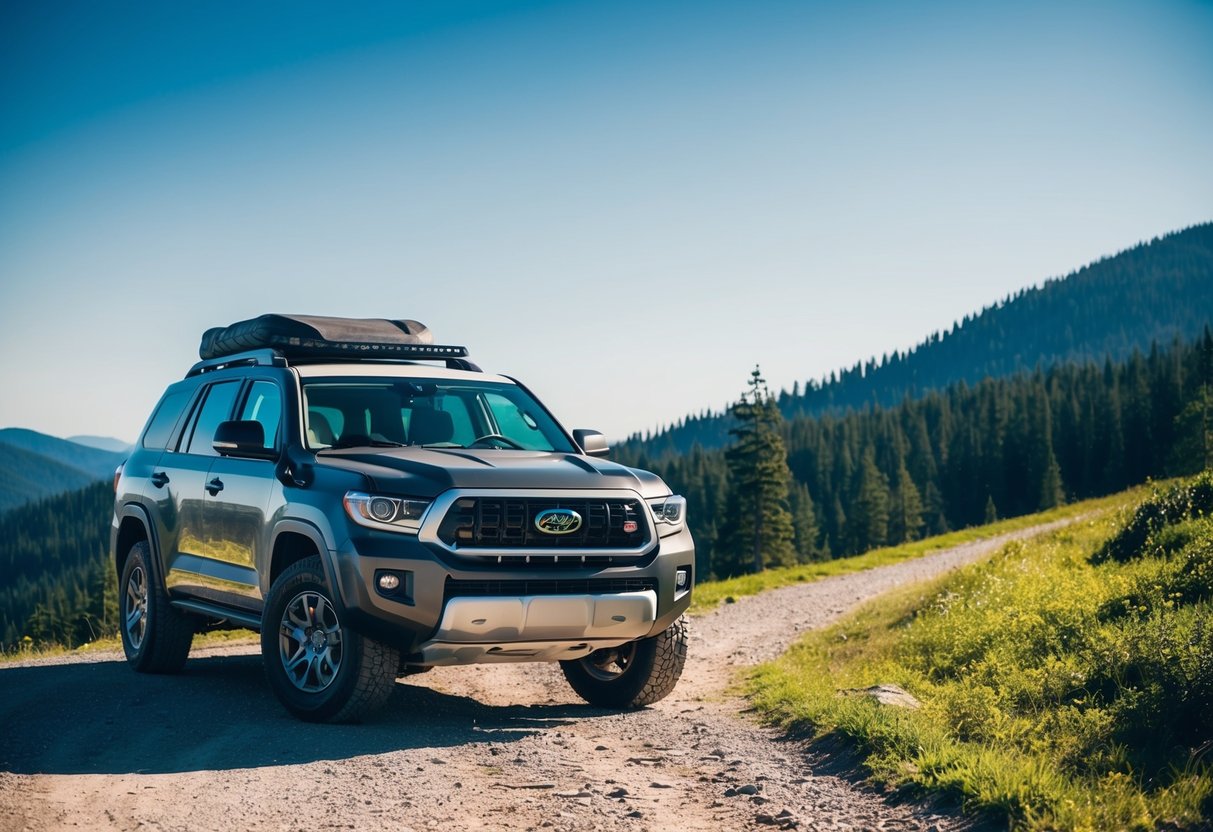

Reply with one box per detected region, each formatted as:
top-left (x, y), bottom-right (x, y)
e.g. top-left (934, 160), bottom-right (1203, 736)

top-left (535, 508), bottom-right (582, 535)
top-left (623, 520), bottom-right (639, 534)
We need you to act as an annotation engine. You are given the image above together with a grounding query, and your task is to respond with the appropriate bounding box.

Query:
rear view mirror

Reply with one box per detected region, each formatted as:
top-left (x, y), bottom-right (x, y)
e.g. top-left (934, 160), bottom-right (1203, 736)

top-left (214, 420), bottom-right (276, 460)
top-left (572, 429), bottom-right (610, 458)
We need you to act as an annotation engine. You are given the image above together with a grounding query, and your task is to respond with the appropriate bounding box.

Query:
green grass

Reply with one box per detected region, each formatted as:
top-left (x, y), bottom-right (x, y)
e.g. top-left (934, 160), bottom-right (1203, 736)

top-left (691, 490), bottom-right (1137, 613)
top-left (747, 474), bottom-right (1213, 831)
top-left (0, 627), bottom-right (256, 665)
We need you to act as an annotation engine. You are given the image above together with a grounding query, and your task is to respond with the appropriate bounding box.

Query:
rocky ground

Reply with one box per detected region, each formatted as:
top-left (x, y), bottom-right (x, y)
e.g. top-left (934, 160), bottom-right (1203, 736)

top-left (0, 522), bottom-right (1074, 831)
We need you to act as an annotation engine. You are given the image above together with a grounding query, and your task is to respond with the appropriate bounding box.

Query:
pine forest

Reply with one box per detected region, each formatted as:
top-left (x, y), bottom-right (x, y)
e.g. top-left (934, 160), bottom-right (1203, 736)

top-left (617, 331), bottom-right (1213, 580)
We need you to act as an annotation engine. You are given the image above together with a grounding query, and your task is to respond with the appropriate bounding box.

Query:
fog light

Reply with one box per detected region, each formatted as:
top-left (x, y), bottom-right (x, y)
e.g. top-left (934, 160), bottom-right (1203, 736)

top-left (675, 568), bottom-right (690, 590)
top-left (378, 573), bottom-right (401, 591)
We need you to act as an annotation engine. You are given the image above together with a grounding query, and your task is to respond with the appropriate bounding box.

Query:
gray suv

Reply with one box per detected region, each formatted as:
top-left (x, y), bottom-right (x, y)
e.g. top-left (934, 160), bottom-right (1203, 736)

top-left (111, 315), bottom-right (693, 722)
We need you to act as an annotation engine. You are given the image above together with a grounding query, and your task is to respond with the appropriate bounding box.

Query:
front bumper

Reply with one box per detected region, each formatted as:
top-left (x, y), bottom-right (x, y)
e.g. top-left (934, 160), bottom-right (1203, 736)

top-left (416, 589), bottom-right (657, 665)
top-left (331, 524), bottom-right (695, 662)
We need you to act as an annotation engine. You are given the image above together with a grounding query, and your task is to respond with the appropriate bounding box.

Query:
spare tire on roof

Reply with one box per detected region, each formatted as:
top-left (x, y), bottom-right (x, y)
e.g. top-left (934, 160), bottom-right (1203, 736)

top-left (199, 314), bottom-right (434, 360)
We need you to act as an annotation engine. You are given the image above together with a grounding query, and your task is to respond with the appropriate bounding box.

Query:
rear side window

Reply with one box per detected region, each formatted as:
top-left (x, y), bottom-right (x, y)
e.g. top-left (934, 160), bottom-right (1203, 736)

top-left (185, 381), bottom-right (241, 456)
top-left (141, 388), bottom-right (194, 450)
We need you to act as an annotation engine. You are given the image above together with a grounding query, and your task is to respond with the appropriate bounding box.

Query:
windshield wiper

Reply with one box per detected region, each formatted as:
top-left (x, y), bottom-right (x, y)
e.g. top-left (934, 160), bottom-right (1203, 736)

top-left (327, 436), bottom-right (405, 450)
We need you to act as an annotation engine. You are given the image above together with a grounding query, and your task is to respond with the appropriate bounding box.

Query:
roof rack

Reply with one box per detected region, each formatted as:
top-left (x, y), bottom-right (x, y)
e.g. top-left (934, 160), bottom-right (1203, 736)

top-left (186, 347), bottom-right (482, 377)
top-left (187, 349), bottom-right (287, 377)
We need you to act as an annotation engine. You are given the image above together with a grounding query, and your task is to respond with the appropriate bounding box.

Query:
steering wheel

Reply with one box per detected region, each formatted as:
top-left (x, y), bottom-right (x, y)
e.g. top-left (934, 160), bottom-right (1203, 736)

top-left (470, 434), bottom-right (525, 450)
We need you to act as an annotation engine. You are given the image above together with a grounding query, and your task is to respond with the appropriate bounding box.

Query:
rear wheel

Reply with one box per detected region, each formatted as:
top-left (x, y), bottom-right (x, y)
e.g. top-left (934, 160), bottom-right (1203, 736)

top-left (119, 541), bottom-right (194, 673)
top-left (261, 556), bottom-right (399, 723)
top-left (560, 616), bottom-right (688, 708)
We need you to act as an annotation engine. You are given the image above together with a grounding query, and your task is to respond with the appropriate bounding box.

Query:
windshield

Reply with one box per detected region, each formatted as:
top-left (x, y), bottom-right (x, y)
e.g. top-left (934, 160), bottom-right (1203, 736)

top-left (301, 378), bottom-right (576, 453)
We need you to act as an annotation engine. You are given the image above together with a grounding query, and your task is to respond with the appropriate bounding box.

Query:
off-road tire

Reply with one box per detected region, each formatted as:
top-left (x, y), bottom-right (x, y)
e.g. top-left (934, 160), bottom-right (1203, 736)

top-left (261, 556), bottom-right (399, 723)
top-left (119, 541), bottom-right (194, 673)
top-left (560, 615), bottom-right (688, 708)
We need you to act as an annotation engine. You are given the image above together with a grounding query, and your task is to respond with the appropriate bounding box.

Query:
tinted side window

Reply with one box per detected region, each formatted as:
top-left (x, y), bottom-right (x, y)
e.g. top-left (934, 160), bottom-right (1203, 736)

top-left (185, 381), bottom-right (241, 456)
top-left (239, 380), bottom-right (282, 450)
top-left (141, 388), bottom-right (194, 450)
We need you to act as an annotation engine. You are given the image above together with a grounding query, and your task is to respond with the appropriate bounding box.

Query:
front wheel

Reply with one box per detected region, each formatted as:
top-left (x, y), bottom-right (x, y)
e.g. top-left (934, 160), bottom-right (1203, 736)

top-left (560, 616), bottom-right (688, 708)
top-left (261, 556), bottom-right (400, 723)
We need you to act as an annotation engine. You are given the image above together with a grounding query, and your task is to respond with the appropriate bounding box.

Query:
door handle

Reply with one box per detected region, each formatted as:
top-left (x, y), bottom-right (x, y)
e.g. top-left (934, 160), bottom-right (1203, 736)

top-left (206, 477), bottom-right (225, 496)
top-left (151, 471), bottom-right (170, 488)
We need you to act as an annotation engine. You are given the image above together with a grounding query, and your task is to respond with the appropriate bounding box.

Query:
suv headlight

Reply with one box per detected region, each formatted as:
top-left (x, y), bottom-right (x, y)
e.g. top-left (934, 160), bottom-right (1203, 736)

top-left (344, 491), bottom-right (431, 534)
top-left (647, 495), bottom-right (686, 537)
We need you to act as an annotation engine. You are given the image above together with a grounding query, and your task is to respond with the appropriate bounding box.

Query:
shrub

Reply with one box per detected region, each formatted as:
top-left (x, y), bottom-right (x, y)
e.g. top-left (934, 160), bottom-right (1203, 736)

top-left (1094, 471), bottom-right (1213, 563)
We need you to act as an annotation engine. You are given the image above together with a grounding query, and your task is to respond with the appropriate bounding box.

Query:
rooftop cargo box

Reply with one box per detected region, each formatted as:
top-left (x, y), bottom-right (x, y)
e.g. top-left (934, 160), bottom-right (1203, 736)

top-left (198, 314), bottom-right (440, 361)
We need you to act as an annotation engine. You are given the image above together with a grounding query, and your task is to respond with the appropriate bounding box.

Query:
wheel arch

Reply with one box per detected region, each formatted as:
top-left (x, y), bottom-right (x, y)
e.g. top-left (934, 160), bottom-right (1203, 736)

top-left (268, 520), bottom-right (341, 604)
top-left (114, 504), bottom-right (160, 587)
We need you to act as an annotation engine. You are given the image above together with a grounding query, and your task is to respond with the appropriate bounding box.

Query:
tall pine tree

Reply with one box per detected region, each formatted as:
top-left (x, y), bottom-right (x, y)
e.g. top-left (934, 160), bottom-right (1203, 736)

top-left (719, 366), bottom-right (796, 575)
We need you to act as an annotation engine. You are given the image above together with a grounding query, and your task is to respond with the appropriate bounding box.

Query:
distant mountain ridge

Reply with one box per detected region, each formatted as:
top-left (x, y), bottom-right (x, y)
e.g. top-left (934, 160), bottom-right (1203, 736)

top-left (0, 429), bottom-right (127, 512)
top-left (630, 222), bottom-right (1213, 455)
top-left (67, 435), bottom-right (133, 454)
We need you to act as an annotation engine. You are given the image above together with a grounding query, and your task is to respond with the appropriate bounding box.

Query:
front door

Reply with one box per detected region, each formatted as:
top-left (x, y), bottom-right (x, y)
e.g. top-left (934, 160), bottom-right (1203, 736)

top-left (198, 379), bottom-right (283, 608)
top-left (162, 379), bottom-right (250, 603)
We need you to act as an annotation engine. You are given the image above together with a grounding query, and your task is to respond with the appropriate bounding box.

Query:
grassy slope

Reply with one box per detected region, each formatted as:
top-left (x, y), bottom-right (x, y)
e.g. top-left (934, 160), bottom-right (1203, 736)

top-left (747, 475), bottom-right (1213, 830)
top-left (691, 490), bottom-right (1134, 613)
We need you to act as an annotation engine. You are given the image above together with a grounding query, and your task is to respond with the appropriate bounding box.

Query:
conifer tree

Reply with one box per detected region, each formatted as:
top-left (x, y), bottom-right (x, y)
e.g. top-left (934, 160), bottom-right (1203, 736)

top-left (719, 366), bottom-right (796, 574)
top-left (921, 481), bottom-right (949, 537)
top-left (848, 449), bottom-right (889, 553)
top-left (888, 462), bottom-right (924, 543)
top-left (1170, 327), bottom-right (1213, 473)
top-left (828, 495), bottom-right (847, 558)
top-left (789, 481), bottom-right (821, 562)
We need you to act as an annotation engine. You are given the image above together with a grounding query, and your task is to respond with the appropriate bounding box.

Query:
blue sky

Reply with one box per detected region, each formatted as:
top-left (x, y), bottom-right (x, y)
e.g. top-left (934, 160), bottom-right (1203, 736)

top-left (1, 0), bottom-right (1211, 443)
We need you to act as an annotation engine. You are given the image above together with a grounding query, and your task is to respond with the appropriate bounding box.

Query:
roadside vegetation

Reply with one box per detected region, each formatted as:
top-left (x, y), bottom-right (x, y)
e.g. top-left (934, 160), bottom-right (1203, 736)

top-left (1, 627), bottom-right (257, 665)
top-left (748, 473), bottom-right (1213, 830)
top-left (691, 488), bottom-right (1134, 613)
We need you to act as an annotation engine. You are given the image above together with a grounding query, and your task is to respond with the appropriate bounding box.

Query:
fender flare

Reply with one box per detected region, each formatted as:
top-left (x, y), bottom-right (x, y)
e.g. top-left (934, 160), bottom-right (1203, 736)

top-left (267, 519), bottom-right (344, 607)
top-left (115, 502), bottom-right (166, 590)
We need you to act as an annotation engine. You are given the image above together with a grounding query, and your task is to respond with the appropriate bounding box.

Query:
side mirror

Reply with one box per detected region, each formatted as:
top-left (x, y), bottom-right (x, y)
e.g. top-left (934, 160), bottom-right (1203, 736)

top-left (572, 429), bottom-right (610, 458)
top-left (214, 420), bottom-right (276, 460)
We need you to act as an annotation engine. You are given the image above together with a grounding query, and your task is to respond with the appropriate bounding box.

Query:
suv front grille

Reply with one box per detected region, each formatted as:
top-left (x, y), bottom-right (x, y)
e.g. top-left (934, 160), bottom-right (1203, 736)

top-left (444, 577), bottom-right (656, 600)
top-left (437, 497), bottom-right (649, 551)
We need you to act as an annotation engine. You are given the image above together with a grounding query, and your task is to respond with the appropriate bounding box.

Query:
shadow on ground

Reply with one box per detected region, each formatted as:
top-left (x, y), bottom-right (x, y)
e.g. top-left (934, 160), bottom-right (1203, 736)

top-left (0, 653), bottom-right (600, 776)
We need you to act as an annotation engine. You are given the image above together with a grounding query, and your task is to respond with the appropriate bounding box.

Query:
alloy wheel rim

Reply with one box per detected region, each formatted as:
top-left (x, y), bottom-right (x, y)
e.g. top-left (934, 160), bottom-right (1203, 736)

top-left (124, 565), bottom-right (148, 650)
top-left (279, 591), bottom-right (344, 692)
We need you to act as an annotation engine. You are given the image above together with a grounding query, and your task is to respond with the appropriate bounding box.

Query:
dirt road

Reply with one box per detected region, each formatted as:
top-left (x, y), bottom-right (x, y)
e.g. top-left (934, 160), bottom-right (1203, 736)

top-left (0, 522), bottom-right (1073, 831)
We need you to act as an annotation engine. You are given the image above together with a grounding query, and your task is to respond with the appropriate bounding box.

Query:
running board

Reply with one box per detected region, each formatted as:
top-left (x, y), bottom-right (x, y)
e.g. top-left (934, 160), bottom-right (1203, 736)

top-left (171, 599), bottom-right (262, 631)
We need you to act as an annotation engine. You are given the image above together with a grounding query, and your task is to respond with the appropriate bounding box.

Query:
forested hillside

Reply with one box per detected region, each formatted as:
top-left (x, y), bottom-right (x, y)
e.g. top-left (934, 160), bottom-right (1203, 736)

top-left (0, 444), bottom-right (111, 514)
top-left (0, 428), bottom-right (126, 511)
top-left (633, 222), bottom-right (1213, 455)
top-left (0, 481), bottom-right (116, 649)
top-left (617, 331), bottom-right (1213, 579)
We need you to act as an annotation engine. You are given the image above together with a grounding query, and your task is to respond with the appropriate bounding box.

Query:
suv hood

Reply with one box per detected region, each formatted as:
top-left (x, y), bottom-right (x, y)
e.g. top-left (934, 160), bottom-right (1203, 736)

top-left (313, 448), bottom-right (669, 498)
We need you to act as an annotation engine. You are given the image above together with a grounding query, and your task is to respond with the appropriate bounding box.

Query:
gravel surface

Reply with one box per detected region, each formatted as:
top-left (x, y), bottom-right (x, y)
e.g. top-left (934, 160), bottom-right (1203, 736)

top-left (0, 521), bottom-right (1073, 831)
